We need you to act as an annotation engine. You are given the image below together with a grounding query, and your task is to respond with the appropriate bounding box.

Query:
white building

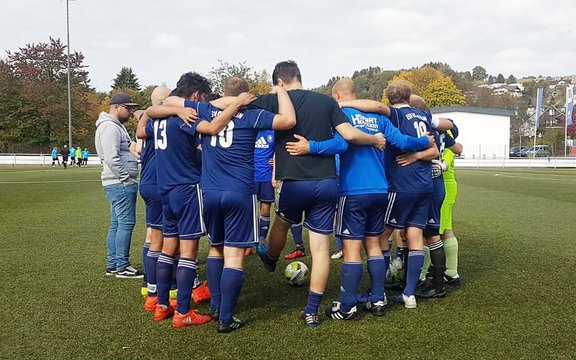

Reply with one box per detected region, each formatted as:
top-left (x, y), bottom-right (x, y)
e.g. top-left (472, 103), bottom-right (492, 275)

top-left (431, 106), bottom-right (516, 160)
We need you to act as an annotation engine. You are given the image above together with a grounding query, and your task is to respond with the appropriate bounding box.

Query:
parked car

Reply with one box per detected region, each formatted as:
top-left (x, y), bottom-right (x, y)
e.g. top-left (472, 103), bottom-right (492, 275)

top-left (525, 145), bottom-right (550, 158)
top-left (509, 146), bottom-right (528, 157)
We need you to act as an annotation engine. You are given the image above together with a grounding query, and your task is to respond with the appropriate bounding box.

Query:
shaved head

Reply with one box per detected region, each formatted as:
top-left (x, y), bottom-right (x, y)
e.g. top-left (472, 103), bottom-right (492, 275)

top-left (409, 94), bottom-right (428, 111)
top-left (151, 86), bottom-right (171, 106)
top-left (331, 78), bottom-right (357, 102)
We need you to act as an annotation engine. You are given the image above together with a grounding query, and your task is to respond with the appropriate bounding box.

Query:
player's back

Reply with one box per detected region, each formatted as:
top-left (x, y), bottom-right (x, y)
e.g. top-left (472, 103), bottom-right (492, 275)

top-left (140, 118), bottom-right (157, 185)
top-left (200, 108), bottom-right (275, 194)
top-left (254, 130), bottom-right (274, 182)
top-left (385, 106), bottom-right (433, 193)
top-left (339, 108), bottom-right (387, 195)
top-left (153, 116), bottom-right (202, 194)
top-left (252, 89), bottom-right (348, 181)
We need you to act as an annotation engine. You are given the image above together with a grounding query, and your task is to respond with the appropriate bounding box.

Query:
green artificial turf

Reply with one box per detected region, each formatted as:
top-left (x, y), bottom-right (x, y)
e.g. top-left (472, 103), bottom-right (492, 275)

top-left (0, 166), bottom-right (574, 359)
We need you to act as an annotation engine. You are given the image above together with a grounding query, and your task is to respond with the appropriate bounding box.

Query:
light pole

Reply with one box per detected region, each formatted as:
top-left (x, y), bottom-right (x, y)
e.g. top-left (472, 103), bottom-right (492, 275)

top-left (66, 0), bottom-right (72, 149)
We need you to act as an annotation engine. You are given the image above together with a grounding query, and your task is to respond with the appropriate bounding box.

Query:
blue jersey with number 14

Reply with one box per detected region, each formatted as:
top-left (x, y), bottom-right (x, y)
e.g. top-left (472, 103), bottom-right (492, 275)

top-left (385, 106), bottom-right (433, 193)
top-left (184, 100), bottom-right (276, 194)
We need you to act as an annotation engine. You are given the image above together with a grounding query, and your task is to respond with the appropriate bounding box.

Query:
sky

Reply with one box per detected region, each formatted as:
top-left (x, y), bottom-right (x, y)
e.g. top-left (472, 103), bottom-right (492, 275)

top-left (2, 0), bottom-right (575, 92)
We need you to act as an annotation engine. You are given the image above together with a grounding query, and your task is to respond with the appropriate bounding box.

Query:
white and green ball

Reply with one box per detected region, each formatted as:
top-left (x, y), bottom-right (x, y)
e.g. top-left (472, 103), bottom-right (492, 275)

top-left (284, 261), bottom-right (309, 286)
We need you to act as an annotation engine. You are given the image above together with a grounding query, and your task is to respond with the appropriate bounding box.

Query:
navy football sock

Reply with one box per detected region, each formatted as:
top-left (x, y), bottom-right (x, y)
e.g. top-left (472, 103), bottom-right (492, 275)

top-left (382, 250), bottom-right (391, 271)
top-left (291, 224), bottom-right (304, 246)
top-left (206, 256), bottom-right (224, 312)
top-left (156, 253), bottom-right (175, 306)
top-left (367, 255), bottom-right (386, 303)
top-left (146, 251), bottom-right (160, 296)
top-left (304, 291), bottom-right (323, 315)
top-left (142, 242), bottom-right (150, 282)
top-left (176, 258), bottom-right (197, 314)
top-left (219, 267), bottom-right (244, 324)
top-left (404, 250), bottom-right (425, 296)
top-left (259, 216), bottom-right (271, 244)
top-left (340, 262), bottom-right (362, 313)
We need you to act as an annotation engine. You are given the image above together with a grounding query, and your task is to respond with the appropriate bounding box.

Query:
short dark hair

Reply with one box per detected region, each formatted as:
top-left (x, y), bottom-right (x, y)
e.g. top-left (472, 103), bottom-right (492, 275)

top-left (173, 72), bottom-right (211, 99)
top-left (204, 93), bottom-right (222, 101)
top-left (224, 77), bottom-right (249, 96)
top-left (272, 60), bottom-right (302, 85)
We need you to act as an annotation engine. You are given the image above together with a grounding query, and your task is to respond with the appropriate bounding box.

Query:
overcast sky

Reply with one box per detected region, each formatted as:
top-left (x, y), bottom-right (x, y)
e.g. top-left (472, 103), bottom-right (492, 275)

top-left (2, 0), bottom-right (574, 92)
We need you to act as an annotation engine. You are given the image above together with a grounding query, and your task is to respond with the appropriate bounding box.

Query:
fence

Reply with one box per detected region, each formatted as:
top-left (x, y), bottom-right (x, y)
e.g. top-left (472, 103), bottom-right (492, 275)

top-left (1, 153), bottom-right (576, 169)
top-left (0, 154), bottom-right (101, 166)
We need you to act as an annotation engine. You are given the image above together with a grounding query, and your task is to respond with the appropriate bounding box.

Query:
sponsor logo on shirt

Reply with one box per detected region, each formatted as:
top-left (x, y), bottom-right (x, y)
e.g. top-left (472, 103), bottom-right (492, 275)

top-left (255, 136), bottom-right (270, 149)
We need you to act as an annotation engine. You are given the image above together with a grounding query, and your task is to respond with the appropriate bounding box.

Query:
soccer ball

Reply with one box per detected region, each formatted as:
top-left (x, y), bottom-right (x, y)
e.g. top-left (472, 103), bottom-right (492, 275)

top-left (284, 261), bottom-right (309, 286)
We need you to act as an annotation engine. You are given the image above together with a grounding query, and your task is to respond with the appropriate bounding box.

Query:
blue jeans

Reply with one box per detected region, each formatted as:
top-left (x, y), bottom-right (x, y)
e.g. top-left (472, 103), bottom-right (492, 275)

top-left (104, 183), bottom-right (138, 271)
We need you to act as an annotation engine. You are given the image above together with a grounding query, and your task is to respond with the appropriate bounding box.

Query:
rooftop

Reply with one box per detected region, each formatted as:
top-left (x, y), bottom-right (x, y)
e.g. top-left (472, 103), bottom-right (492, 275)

top-left (431, 106), bottom-right (516, 117)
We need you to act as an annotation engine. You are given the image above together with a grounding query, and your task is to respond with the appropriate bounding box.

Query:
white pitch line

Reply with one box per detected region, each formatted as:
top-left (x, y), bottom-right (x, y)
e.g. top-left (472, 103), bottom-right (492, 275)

top-left (0, 180), bottom-right (101, 184)
top-left (491, 173), bottom-right (576, 182)
top-left (0, 169), bottom-right (99, 175)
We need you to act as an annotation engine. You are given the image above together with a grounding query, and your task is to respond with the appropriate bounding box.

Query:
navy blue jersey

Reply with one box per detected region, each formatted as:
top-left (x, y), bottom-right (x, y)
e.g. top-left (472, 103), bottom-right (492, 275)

top-left (140, 118), bottom-right (157, 185)
top-left (339, 108), bottom-right (430, 196)
top-left (385, 106), bottom-right (433, 193)
top-left (254, 130), bottom-right (275, 182)
top-left (150, 117), bottom-right (202, 194)
top-left (184, 100), bottom-right (275, 194)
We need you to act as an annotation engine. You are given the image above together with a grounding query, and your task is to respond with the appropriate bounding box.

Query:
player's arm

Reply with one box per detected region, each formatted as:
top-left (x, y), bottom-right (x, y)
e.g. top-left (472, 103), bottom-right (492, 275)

top-left (430, 116), bottom-right (454, 131)
top-left (395, 146), bottom-right (440, 167)
top-left (339, 100), bottom-right (391, 117)
top-left (135, 110), bottom-right (150, 139)
top-left (380, 117), bottom-right (434, 151)
top-left (334, 122), bottom-right (386, 149)
top-left (286, 133), bottom-right (348, 156)
top-left (195, 92), bottom-right (256, 135)
top-left (270, 86), bottom-right (296, 130)
top-left (449, 143), bottom-right (463, 155)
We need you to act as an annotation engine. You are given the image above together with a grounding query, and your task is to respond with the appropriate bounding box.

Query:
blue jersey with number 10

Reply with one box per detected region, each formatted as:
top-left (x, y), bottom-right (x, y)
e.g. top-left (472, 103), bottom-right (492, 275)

top-left (385, 106), bottom-right (433, 193)
top-left (184, 100), bottom-right (276, 194)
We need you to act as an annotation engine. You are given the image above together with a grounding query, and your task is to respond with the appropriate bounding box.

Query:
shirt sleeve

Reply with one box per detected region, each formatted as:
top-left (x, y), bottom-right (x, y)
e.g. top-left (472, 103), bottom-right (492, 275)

top-left (430, 115), bottom-right (441, 129)
top-left (444, 131), bottom-right (457, 148)
top-left (251, 109), bottom-right (276, 130)
top-left (330, 100), bottom-right (349, 129)
top-left (179, 119), bottom-right (202, 137)
top-left (251, 94), bottom-right (278, 113)
top-left (309, 132), bottom-right (349, 155)
top-left (379, 115), bottom-right (429, 151)
top-left (145, 120), bottom-right (154, 139)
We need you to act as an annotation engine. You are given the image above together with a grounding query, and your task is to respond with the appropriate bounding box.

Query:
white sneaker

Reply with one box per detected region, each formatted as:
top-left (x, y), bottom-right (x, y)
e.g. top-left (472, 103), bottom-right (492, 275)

top-left (331, 251), bottom-right (343, 260)
top-left (402, 294), bottom-right (417, 309)
top-left (392, 257), bottom-right (404, 271)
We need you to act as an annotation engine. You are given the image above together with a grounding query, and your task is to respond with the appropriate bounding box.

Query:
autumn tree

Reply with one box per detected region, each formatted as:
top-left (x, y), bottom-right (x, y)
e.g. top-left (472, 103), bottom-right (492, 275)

top-left (207, 60), bottom-right (271, 95)
top-left (386, 66), bottom-right (466, 107)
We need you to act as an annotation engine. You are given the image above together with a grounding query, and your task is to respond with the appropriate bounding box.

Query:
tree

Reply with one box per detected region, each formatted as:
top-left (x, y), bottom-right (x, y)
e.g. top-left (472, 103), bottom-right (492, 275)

top-left (507, 74), bottom-right (517, 84)
top-left (472, 66), bottom-right (488, 81)
top-left (112, 67), bottom-right (141, 91)
top-left (496, 73), bottom-right (506, 84)
top-left (387, 66), bottom-right (466, 107)
top-left (0, 37), bottom-right (97, 152)
top-left (488, 75), bottom-right (495, 84)
top-left (207, 60), bottom-right (271, 95)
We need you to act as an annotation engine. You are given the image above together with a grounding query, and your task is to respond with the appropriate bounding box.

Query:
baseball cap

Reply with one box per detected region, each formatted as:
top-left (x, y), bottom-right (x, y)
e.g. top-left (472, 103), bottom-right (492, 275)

top-left (110, 93), bottom-right (138, 106)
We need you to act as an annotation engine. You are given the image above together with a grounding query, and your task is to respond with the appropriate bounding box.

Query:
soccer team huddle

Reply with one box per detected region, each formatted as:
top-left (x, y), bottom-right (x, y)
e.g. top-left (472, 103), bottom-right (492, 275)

top-left (117, 60), bottom-right (463, 333)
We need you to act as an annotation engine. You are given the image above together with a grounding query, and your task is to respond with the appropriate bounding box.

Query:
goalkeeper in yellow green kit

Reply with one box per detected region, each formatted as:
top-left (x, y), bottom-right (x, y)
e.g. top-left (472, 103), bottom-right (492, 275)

top-left (440, 129), bottom-right (461, 285)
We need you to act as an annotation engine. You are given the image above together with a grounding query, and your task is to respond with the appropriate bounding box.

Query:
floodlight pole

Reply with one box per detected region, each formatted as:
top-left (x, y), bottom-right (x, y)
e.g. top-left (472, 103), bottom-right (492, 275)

top-left (66, 0), bottom-right (72, 149)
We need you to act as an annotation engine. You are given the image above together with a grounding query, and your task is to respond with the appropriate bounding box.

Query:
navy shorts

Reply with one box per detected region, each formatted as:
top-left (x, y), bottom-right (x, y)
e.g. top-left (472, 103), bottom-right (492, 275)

top-left (255, 181), bottom-right (274, 203)
top-left (140, 183), bottom-right (163, 230)
top-left (425, 181), bottom-right (446, 237)
top-left (275, 179), bottom-right (338, 235)
top-left (161, 184), bottom-right (205, 240)
top-left (385, 191), bottom-right (432, 229)
top-left (335, 193), bottom-right (388, 239)
top-left (203, 190), bottom-right (258, 248)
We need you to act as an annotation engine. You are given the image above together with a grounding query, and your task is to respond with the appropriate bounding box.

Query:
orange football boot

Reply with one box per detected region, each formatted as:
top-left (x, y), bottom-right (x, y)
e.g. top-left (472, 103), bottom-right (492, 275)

top-left (192, 281), bottom-right (211, 304)
top-left (172, 309), bottom-right (212, 328)
top-left (154, 304), bottom-right (175, 321)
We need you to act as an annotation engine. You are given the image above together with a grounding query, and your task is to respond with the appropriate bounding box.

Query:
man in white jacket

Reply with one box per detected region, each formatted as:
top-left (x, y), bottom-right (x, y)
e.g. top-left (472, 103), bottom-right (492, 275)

top-left (95, 93), bottom-right (142, 278)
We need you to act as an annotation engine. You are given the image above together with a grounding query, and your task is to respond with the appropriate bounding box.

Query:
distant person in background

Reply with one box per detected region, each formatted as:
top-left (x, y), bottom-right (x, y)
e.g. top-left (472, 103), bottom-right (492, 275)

top-left (95, 92), bottom-right (142, 279)
top-left (70, 146), bottom-right (76, 167)
top-left (76, 147), bottom-right (83, 167)
top-left (51, 146), bottom-right (60, 166)
top-left (61, 145), bottom-right (69, 169)
top-left (82, 148), bottom-right (90, 166)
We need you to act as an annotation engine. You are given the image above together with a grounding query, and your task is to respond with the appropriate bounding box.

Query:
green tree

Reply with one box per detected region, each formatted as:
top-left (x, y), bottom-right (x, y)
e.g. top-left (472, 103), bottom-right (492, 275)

top-left (472, 66), bottom-right (488, 81)
top-left (112, 67), bottom-right (141, 91)
top-left (507, 74), bottom-right (517, 84)
top-left (496, 73), bottom-right (506, 83)
top-left (207, 60), bottom-right (271, 95)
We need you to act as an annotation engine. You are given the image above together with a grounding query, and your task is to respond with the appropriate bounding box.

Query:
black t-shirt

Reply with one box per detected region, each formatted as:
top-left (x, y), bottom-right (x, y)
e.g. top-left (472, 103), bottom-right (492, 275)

top-left (252, 89), bottom-right (348, 180)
